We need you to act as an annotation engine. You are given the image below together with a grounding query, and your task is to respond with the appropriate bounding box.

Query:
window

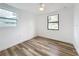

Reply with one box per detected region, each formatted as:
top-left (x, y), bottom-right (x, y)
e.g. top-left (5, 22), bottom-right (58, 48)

top-left (47, 14), bottom-right (59, 30)
top-left (0, 9), bottom-right (17, 27)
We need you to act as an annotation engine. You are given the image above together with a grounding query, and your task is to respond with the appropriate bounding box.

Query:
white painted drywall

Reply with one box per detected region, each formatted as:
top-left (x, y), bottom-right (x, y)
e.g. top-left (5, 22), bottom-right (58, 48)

top-left (35, 7), bottom-right (74, 44)
top-left (73, 4), bottom-right (79, 54)
top-left (0, 4), bottom-right (36, 51)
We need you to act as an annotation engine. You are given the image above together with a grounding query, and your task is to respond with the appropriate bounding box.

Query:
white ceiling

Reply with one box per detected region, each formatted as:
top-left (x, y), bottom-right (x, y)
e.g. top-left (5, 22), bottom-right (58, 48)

top-left (7, 3), bottom-right (73, 15)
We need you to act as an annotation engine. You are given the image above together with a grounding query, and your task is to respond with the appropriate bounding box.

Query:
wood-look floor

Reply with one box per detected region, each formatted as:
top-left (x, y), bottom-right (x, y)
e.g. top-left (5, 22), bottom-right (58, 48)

top-left (0, 36), bottom-right (78, 56)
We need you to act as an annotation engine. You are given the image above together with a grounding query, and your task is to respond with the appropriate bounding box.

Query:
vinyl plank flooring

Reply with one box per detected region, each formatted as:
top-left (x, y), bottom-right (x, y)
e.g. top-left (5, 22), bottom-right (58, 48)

top-left (0, 36), bottom-right (78, 56)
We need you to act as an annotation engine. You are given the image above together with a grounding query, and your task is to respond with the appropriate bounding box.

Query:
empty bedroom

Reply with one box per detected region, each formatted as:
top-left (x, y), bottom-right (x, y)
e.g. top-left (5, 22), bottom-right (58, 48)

top-left (0, 3), bottom-right (79, 56)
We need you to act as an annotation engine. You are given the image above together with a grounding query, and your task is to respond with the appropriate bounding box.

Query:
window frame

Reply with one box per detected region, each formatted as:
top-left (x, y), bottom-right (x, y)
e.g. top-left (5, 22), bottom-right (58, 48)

top-left (47, 14), bottom-right (59, 30)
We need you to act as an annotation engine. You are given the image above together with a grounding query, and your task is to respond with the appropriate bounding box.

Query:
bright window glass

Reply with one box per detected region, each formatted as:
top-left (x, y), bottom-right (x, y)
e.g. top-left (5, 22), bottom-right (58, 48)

top-left (47, 14), bottom-right (59, 30)
top-left (0, 9), bottom-right (17, 27)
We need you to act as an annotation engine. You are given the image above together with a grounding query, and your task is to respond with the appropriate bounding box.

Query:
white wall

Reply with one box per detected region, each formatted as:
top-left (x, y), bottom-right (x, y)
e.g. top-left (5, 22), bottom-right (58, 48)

top-left (36, 7), bottom-right (74, 44)
top-left (73, 4), bottom-right (79, 54)
top-left (0, 4), bottom-right (36, 51)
